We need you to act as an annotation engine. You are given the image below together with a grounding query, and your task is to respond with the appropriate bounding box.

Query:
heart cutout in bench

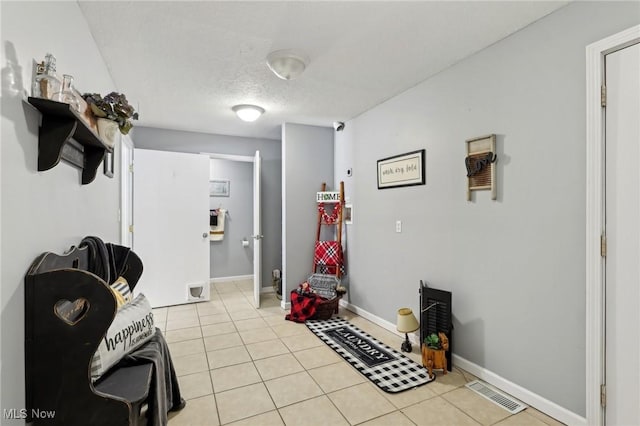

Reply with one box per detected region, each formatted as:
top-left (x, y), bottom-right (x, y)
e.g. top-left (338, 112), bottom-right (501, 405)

top-left (54, 298), bottom-right (90, 326)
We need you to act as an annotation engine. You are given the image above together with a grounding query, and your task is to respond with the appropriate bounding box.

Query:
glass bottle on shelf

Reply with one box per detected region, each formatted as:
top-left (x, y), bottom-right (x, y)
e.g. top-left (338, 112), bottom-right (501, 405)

top-left (33, 53), bottom-right (61, 100)
top-left (31, 61), bottom-right (45, 98)
top-left (51, 74), bottom-right (80, 111)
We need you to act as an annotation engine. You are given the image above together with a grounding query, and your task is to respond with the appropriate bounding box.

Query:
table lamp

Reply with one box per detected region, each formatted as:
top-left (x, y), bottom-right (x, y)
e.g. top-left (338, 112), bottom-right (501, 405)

top-left (396, 308), bottom-right (420, 352)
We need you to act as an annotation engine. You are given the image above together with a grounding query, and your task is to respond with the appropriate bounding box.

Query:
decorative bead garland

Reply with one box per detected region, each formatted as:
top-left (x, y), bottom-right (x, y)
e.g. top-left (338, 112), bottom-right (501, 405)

top-left (318, 203), bottom-right (341, 224)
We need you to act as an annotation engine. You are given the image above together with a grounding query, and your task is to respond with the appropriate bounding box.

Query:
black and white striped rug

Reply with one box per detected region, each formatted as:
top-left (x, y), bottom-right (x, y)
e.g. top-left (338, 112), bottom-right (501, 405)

top-left (306, 317), bottom-right (433, 393)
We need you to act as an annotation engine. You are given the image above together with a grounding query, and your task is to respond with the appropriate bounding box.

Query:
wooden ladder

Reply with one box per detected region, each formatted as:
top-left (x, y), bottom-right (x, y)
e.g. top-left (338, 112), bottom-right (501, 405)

top-left (313, 181), bottom-right (345, 278)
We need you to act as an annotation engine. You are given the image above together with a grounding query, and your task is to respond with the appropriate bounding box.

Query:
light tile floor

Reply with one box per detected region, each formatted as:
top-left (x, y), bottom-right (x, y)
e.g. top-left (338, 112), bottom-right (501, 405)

top-left (155, 279), bottom-right (564, 426)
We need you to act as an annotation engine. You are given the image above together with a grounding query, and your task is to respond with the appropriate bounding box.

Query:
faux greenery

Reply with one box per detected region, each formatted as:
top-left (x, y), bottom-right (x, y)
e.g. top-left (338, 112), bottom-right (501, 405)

top-left (83, 92), bottom-right (139, 135)
top-left (425, 333), bottom-right (440, 349)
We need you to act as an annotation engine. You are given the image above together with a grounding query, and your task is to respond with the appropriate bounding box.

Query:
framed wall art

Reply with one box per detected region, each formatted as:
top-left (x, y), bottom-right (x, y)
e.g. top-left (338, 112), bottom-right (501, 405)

top-left (209, 179), bottom-right (230, 197)
top-left (377, 149), bottom-right (425, 189)
top-left (465, 134), bottom-right (497, 200)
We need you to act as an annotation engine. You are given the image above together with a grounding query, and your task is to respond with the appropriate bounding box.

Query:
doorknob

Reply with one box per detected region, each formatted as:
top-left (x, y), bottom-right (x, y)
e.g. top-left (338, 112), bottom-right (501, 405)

top-left (251, 234), bottom-right (263, 240)
top-left (203, 232), bottom-right (209, 238)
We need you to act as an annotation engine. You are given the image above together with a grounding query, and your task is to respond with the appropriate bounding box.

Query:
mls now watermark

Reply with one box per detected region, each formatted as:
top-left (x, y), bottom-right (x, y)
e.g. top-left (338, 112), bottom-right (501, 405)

top-left (3, 408), bottom-right (56, 420)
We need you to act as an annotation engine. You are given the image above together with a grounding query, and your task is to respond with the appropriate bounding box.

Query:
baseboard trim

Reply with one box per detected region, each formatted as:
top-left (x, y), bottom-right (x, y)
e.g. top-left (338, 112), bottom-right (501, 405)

top-left (210, 274), bottom-right (253, 283)
top-left (338, 300), bottom-right (584, 425)
top-left (452, 355), bottom-right (586, 425)
top-left (339, 300), bottom-right (419, 343)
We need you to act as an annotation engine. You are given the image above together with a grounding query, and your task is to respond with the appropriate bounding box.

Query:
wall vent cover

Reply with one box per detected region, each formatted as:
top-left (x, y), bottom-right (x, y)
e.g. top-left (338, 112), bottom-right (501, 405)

top-left (465, 380), bottom-right (527, 414)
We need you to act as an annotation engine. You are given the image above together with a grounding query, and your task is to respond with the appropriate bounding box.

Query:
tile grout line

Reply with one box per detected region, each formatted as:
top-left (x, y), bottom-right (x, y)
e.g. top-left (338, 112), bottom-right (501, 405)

top-left (225, 281), bottom-right (279, 425)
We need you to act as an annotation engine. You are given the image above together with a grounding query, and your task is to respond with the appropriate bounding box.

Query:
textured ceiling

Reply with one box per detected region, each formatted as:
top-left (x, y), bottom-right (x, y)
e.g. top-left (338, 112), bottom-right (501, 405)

top-left (78, 1), bottom-right (569, 141)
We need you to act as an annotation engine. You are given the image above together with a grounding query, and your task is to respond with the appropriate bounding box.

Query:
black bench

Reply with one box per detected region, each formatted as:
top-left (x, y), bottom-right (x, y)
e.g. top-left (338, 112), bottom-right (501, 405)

top-left (24, 243), bottom-right (155, 425)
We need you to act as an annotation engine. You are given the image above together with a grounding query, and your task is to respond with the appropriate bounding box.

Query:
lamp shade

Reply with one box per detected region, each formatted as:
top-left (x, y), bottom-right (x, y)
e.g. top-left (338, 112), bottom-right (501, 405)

top-left (396, 308), bottom-right (419, 333)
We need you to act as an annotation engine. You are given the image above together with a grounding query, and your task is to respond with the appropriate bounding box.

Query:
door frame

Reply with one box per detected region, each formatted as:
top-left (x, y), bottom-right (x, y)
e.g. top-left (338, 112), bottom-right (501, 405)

top-left (253, 150), bottom-right (262, 308)
top-left (585, 24), bottom-right (640, 426)
top-left (203, 152), bottom-right (262, 302)
top-left (119, 135), bottom-right (134, 247)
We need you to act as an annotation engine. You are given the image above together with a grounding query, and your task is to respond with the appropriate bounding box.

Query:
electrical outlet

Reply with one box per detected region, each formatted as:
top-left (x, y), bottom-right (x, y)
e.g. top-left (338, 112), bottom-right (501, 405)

top-left (396, 220), bottom-right (402, 233)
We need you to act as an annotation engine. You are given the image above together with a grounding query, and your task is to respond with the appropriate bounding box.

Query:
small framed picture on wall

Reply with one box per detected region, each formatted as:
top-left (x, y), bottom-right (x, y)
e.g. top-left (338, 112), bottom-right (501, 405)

top-left (210, 179), bottom-right (230, 197)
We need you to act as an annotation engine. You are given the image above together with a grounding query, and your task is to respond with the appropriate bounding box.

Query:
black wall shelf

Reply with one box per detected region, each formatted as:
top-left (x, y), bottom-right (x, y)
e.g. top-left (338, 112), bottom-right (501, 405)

top-left (27, 97), bottom-right (113, 185)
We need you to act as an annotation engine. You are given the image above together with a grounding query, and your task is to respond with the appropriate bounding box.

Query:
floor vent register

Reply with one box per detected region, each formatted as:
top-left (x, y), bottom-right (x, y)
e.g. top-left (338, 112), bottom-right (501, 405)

top-left (465, 380), bottom-right (527, 414)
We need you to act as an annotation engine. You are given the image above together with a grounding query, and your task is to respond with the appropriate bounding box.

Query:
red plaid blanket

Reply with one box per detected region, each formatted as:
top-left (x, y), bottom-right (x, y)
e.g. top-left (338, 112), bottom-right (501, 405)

top-left (314, 241), bottom-right (342, 274)
top-left (285, 290), bottom-right (324, 323)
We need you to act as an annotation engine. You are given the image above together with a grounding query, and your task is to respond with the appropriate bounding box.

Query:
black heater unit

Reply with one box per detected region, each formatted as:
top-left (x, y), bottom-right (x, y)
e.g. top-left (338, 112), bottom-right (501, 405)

top-left (419, 280), bottom-right (453, 371)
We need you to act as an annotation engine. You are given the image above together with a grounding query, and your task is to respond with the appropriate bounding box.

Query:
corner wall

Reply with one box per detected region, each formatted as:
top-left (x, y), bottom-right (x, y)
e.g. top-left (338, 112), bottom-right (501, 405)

top-left (282, 123), bottom-right (333, 302)
top-left (1, 2), bottom-right (120, 417)
top-left (335, 1), bottom-right (640, 418)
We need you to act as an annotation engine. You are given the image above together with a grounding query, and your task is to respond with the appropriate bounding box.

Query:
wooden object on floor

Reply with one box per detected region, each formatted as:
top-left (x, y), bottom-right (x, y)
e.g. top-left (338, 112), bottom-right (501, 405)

top-left (421, 332), bottom-right (450, 379)
top-left (419, 282), bottom-right (453, 372)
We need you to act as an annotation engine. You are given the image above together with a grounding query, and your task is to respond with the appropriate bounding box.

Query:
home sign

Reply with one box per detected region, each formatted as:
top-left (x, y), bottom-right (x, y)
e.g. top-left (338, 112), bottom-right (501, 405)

top-left (317, 191), bottom-right (341, 203)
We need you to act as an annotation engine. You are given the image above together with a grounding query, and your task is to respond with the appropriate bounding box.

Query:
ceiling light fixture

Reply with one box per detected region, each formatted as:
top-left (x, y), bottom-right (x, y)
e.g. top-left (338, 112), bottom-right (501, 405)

top-left (232, 104), bottom-right (265, 122)
top-left (266, 49), bottom-right (308, 80)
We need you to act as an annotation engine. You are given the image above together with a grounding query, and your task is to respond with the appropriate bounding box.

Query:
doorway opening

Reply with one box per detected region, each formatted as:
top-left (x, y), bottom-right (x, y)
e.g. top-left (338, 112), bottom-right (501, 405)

top-left (205, 152), bottom-right (262, 308)
top-left (121, 148), bottom-right (262, 308)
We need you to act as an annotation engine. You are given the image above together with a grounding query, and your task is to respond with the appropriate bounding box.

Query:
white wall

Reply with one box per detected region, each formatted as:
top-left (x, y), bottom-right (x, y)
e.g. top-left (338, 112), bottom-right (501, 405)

top-left (1, 1), bottom-right (120, 418)
top-left (335, 1), bottom-right (640, 418)
top-left (282, 123), bottom-right (333, 302)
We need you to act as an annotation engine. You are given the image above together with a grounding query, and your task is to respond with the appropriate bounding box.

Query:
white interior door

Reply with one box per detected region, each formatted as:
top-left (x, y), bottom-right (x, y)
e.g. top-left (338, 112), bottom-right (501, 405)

top-left (133, 149), bottom-right (211, 308)
top-left (605, 42), bottom-right (640, 425)
top-left (253, 150), bottom-right (262, 308)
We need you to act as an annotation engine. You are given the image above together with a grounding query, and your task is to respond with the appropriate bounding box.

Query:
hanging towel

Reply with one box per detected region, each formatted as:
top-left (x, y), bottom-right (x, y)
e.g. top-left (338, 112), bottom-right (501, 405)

top-left (210, 208), bottom-right (226, 241)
